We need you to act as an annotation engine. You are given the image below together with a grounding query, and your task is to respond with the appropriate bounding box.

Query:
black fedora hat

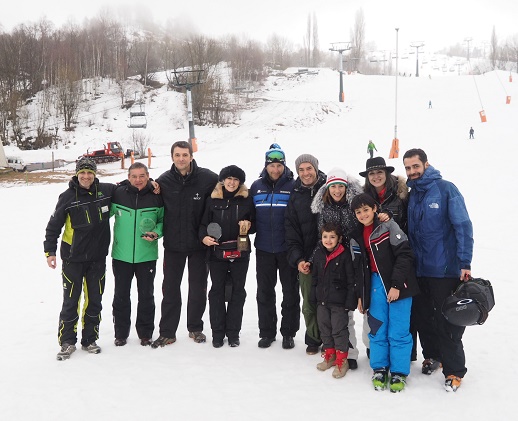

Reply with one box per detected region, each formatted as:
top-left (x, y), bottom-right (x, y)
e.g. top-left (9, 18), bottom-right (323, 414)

top-left (359, 157), bottom-right (395, 177)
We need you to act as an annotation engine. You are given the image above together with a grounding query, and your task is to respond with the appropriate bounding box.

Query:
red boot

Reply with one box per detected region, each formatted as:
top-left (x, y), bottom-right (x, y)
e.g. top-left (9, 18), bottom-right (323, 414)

top-left (317, 348), bottom-right (336, 371)
top-left (332, 350), bottom-right (349, 378)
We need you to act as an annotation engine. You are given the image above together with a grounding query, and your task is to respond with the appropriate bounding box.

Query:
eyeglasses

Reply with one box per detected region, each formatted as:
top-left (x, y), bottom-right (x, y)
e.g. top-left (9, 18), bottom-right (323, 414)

top-left (266, 150), bottom-right (285, 163)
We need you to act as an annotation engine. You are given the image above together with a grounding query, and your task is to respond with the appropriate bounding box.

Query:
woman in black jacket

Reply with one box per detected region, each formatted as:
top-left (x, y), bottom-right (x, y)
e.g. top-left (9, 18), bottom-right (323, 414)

top-left (200, 165), bottom-right (255, 348)
top-left (359, 157), bottom-right (408, 232)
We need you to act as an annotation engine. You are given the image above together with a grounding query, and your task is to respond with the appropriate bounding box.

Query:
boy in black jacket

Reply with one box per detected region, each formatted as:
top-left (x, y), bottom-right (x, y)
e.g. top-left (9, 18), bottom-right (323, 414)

top-left (350, 194), bottom-right (419, 392)
top-left (311, 222), bottom-right (356, 379)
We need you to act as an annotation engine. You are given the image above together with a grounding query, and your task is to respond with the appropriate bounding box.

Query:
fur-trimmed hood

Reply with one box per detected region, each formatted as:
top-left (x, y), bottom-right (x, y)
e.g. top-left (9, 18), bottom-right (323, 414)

top-left (211, 182), bottom-right (249, 199)
top-left (395, 174), bottom-right (409, 201)
top-left (311, 173), bottom-right (363, 214)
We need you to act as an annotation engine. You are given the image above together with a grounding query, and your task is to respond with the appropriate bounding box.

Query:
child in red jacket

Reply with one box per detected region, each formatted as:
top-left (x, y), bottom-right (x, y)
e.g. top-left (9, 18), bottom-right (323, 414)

top-left (311, 222), bottom-right (356, 379)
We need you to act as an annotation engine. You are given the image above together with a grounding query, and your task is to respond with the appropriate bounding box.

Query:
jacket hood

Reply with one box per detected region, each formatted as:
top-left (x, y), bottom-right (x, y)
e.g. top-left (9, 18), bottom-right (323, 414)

top-left (311, 173), bottom-right (363, 214)
top-left (407, 165), bottom-right (442, 191)
top-left (211, 182), bottom-right (249, 199)
top-left (395, 175), bottom-right (409, 201)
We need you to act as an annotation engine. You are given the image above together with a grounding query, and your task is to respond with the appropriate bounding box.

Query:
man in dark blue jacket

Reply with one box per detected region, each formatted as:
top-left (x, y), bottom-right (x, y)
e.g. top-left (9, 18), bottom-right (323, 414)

top-left (250, 144), bottom-right (299, 349)
top-left (403, 148), bottom-right (473, 392)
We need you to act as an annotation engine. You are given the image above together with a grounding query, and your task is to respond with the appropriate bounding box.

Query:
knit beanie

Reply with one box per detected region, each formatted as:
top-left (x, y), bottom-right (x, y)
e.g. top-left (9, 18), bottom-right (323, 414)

top-left (325, 167), bottom-right (348, 189)
top-left (219, 165), bottom-right (246, 184)
top-left (295, 154), bottom-right (319, 173)
top-left (265, 143), bottom-right (286, 167)
top-left (76, 157), bottom-right (97, 175)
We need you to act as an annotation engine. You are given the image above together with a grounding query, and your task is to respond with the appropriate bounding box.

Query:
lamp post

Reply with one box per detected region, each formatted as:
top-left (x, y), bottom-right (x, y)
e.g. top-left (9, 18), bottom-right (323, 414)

top-left (395, 29), bottom-right (399, 142)
top-left (389, 28), bottom-right (400, 159)
top-left (329, 42), bottom-right (351, 102)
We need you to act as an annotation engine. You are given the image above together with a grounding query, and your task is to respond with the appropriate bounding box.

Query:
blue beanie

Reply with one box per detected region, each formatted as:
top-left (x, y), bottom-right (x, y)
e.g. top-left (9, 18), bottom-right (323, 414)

top-left (265, 143), bottom-right (286, 167)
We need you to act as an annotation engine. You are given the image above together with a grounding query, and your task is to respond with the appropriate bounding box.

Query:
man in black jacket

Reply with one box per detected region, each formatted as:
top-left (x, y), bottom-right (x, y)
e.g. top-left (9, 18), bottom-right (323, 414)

top-left (151, 141), bottom-right (218, 348)
top-left (44, 157), bottom-right (115, 360)
top-left (285, 154), bottom-right (327, 354)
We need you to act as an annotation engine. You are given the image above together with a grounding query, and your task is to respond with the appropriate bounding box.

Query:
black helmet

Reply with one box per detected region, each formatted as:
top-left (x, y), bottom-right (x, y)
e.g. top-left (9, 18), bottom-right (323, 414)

top-left (442, 278), bottom-right (495, 326)
top-left (442, 295), bottom-right (487, 326)
top-left (76, 157), bottom-right (97, 175)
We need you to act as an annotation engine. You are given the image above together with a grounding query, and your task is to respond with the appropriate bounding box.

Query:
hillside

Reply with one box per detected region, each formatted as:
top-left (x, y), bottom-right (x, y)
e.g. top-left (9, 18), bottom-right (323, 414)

top-left (0, 60), bottom-right (516, 420)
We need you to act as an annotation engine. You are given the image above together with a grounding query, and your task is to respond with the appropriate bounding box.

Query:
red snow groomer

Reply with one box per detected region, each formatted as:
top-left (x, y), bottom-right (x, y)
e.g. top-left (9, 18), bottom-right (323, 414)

top-left (79, 141), bottom-right (124, 163)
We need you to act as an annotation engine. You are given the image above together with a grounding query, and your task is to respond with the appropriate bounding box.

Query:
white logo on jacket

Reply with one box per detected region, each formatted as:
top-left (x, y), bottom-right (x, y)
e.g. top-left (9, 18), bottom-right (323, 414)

top-left (429, 202), bottom-right (439, 209)
top-left (193, 193), bottom-right (201, 200)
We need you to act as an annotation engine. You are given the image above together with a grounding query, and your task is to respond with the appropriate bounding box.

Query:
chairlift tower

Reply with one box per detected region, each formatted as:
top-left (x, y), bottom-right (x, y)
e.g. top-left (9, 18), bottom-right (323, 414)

top-left (171, 68), bottom-right (206, 151)
top-left (329, 42), bottom-right (351, 102)
top-left (410, 41), bottom-right (425, 77)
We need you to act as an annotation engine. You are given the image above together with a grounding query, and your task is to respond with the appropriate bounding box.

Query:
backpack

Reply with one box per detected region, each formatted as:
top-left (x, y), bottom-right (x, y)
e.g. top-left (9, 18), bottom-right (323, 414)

top-left (441, 278), bottom-right (495, 326)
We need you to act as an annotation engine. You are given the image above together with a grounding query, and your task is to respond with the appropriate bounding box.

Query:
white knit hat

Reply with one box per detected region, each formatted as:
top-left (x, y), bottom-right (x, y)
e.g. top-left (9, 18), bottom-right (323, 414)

top-left (325, 167), bottom-right (348, 189)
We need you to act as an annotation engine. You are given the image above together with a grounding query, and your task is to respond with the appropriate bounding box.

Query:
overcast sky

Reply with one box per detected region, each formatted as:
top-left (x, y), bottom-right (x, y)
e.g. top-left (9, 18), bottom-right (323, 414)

top-left (2, 0), bottom-right (517, 53)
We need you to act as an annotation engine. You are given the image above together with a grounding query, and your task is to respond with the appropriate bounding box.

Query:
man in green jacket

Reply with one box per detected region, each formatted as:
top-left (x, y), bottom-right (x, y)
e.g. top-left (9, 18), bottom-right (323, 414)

top-left (111, 162), bottom-right (164, 346)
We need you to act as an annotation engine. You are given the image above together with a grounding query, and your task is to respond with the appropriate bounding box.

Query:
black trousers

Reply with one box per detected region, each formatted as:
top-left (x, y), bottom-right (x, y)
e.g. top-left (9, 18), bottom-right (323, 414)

top-left (208, 259), bottom-right (249, 341)
top-left (58, 260), bottom-right (106, 347)
top-left (256, 249), bottom-right (300, 338)
top-left (414, 276), bottom-right (467, 378)
top-left (159, 249), bottom-right (208, 338)
top-left (112, 259), bottom-right (156, 340)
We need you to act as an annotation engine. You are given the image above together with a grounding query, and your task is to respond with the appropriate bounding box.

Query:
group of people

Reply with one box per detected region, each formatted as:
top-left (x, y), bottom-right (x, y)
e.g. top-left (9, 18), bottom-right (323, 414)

top-left (44, 141), bottom-right (474, 394)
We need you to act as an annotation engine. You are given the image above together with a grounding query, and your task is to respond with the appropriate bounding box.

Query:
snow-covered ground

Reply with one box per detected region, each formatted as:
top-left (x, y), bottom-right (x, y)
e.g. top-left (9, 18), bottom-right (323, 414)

top-left (1, 62), bottom-right (516, 419)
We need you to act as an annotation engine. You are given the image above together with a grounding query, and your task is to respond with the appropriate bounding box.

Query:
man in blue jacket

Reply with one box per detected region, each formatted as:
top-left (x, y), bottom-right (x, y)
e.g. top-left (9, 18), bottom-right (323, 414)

top-left (403, 148), bottom-right (473, 392)
top-left (250, 144), bottom-right (299, 349)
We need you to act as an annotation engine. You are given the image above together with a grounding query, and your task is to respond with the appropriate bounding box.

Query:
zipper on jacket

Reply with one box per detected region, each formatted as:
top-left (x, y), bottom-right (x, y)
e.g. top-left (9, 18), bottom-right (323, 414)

top-left (369, 225), bottom-right (388, 296)
top-left (133, 193), bottom-right (139, 261)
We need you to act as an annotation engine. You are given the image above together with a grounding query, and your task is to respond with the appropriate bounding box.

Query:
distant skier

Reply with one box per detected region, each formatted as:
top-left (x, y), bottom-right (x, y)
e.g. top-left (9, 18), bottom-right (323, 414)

top-left (469, 127), bottom-right (474, 139)
top-left (367, 140), bottom-right (377, 158)
top-left (428, 100), bottom-right (432, 109)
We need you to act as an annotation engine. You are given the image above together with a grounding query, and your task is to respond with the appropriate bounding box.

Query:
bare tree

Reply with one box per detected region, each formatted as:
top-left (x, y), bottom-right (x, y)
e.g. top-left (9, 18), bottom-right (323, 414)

top-left (56, 68), bottom-right (81, 131)
top-left (266, 34), bottom-right (294, 69)
top-left (303, 14), bottom-right (312, 67)
top-left (506, 34), bottom-right (518, 72)
top-left (350, 8), bottom-right (366, 72)
top-left (490, 25), bottom-right (498, 69)
top-left (312, 12), bottom-right (320, 67)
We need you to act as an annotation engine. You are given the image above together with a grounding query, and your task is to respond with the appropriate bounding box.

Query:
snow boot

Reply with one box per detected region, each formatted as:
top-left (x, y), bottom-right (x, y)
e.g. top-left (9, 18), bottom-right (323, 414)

top-left (332, 350), bottom-right (349, 378)
top-left (422, 358), bottom-right (441, 375)
top-left (372, 369), bottom-right (389, 391)
top-left (317, 348), bottom-right (336, 371)
top-left (81, 342), bottom-right (101, 354)
top-left (444, 375), bottom-right (462, 392)
top-left (56, 343), bottom-right (76, 361)
top-left (389, 373), bottom-right (407, 393)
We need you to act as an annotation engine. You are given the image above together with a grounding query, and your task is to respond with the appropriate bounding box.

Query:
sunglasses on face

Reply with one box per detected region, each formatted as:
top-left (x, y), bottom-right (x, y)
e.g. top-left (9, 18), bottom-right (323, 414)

top-left (266, 150), bottom-right (285, 162)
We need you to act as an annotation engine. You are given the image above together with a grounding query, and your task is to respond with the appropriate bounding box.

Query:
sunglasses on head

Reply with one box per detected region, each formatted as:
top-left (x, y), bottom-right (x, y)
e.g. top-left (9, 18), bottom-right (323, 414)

top-left (266, 150), bottom-right (285, 162)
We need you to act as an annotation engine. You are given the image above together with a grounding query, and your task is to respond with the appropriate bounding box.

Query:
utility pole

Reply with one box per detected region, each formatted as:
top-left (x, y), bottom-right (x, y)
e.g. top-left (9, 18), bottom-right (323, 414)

top-left (329, 42), bottom-right (351, 102)
top-left (410, 41), bottom-right (425, 77)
